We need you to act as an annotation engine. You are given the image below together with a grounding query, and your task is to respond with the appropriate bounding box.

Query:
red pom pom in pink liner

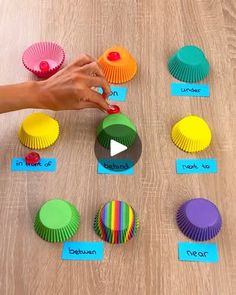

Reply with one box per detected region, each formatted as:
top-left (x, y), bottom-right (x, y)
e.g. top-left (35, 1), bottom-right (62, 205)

top-left (22, 42), bottom-right (65, 78)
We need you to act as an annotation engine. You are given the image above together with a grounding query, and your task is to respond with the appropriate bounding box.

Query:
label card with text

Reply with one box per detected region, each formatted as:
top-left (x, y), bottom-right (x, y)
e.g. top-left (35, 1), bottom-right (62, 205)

top-left (178, 242), bottom-right (219, 263)
top-left (176, 158), bottom-right (217, 174)
top-left (97, 159), bottom-right (134, 175)
top-left (62, 241), bottom-right (104, 261)
top-left (11, 158), bottom-right (56, 172)
top-left (171, 82), bottom-right (210, 97)
top-left (97, 86), bottom-right (128, 101)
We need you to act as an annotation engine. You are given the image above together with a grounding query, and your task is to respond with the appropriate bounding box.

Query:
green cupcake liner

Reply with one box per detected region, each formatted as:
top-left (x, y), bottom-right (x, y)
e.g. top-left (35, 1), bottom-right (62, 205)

top-left (96, 114), bottom-right (137, 149)
top-left (97, 130), bottom-right (137, 149)
top-left (34, 199), bottom-right (80, 243)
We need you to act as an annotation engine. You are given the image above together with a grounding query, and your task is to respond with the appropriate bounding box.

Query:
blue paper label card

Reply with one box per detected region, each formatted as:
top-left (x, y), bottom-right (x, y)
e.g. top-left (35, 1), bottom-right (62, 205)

top-left (171, 83), bottom-right (210, 97)
top-left (62, 242), bottom-right (104, 261)
top-left (97, 85), bottom-right (128, 101)
top-left (97, 159), bottom-right (134, 175)
top-left (11, 158), bottom-right (57, 172)
top-left (176, 158), bottom-right (217, 174)
top-left (178, 242), bottom-right (219, 263)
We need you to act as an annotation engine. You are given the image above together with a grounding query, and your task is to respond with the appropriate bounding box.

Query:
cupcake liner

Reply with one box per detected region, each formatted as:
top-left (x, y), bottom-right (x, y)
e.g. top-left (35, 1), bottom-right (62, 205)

top-left (96, 113), bottom-right (137, 149)
top-left (34, 199), bottom-right (80, 243)
top-left (168, 45), bottom-right (210, 82)
top-left (93, 200), bottom-right (139, 244)
top-left (97, 130), bottom-right (136, 150)
top-left (94, 210), bottom-right (139, 244)
top-left (98, 46), bottom-right (137, 84)
top-left (22, 42), bottom-right (65, 78)
top-left (94, 212), bottom-right (139, 243)
top-left (176, 198), bottom-right (222, 241)
top-left (18, 113), bottom-right (60, 149)
top-left (171, 115), bottom-right (212, 153)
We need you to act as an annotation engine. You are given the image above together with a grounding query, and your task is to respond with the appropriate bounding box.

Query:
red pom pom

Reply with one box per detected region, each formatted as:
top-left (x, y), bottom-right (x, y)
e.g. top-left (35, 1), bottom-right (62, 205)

top-left (107, 51), bottom-right (121, 61)
top-left (39, 61), bottom-right (50, 72)
top-left (25, 152), bottom-right (40, 164)
top-left (107, 105), bottom-right (120, 114)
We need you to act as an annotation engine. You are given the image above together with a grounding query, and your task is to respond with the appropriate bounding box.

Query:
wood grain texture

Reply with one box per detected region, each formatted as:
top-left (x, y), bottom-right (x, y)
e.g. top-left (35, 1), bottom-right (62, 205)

top-left (0, 0), bottom-right (235, 294)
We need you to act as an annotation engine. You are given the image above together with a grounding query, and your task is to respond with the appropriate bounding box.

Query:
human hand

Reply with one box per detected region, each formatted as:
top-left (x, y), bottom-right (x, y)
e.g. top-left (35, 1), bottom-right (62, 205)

top-left (38, 54), bottom-right (110, 111)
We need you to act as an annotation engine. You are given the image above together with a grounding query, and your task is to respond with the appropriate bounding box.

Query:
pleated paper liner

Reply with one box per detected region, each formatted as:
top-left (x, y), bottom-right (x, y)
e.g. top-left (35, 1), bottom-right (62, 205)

top-left (171, 115), bottom-right (212, 153)
top-left (34, 199), bottom-right (80, 243)
top-left (94, 210), bottom-right (139, 244)
top-left (96, 113), bottom-right (137, 149)
top-left (176, 198), bottom-right (222, 241)
top-left (93, 200), bottom-right (139, 244)
top-left (22, 41), bottom-right (65, 78)
top-left (94, 212), bottom-right (139, 244)
top-left (98, 46), bottom-right (137, 84)
top-left (168, 45), bottom-right (210, 82)
top-left (18, 113), bottom-right (59, 149)
top-left (97, 130), bottom-right (136, 150)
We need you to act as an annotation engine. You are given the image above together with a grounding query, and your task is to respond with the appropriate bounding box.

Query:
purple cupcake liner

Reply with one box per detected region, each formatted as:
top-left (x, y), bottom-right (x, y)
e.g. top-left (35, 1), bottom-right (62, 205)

top-left (176, 198), bottom-right (222, 241)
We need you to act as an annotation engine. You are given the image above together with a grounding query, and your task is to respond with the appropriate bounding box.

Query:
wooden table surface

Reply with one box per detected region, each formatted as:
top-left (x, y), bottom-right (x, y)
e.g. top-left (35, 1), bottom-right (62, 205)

top-left (0, 1), bottom-right (235, 294)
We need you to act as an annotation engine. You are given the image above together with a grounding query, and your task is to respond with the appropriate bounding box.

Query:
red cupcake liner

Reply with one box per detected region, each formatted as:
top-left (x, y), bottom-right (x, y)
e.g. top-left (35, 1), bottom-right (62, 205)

top-left (22, 42), bottom-right (65, 78)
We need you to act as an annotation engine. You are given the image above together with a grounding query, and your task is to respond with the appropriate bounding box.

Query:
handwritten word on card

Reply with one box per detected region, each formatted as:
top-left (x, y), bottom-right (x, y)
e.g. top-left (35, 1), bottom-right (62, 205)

top-left (11, 158), bottom-right (56, 172)
top-left (62, 241), bottom-right (104, 261)
top-left (178, 242), bottom-right (219, 263)
top-left (97, 86), bottom-right (128, 101)
top-left (171, 83), bottom-right (210, 97)
top-left (98, 159), bottom-right (134, 175)
top-left (176, 158), bottom-right (217, 174)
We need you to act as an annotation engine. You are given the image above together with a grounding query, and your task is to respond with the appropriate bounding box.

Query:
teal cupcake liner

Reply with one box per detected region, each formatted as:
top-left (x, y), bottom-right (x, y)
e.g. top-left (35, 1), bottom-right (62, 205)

top-left (168, 45), bottom-right (210, 83)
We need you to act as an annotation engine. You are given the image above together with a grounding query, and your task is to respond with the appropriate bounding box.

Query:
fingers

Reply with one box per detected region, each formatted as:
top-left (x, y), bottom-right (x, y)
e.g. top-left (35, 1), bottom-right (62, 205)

top-left (73, 54), bottom-right (95, 67)
top-left (80, 61), bottom-right (105, 77)
top-left (78, 101), bottom-right (105, 112)
top-left (83, 89), bottom-right (109, 110)
top-left (85, 76), bottom-right (110, 98)
top-left (72, 56), bottom-right (111, 98)
top-left (80, 62), bottom-right (110, 98)
top-left (71, 54), bottom-right (110, 92)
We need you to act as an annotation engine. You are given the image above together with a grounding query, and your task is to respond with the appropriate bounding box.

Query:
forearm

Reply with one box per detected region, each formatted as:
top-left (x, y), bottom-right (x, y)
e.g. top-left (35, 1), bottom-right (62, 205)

top-left (0, 81), bottom-right (44, 114)
top-left (0, 55), bottom-right (110, 113)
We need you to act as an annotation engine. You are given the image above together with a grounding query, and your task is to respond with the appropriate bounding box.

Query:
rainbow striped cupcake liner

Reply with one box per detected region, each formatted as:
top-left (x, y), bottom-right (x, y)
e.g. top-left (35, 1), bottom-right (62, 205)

top-left (93, 200), bottom-right (139, 244)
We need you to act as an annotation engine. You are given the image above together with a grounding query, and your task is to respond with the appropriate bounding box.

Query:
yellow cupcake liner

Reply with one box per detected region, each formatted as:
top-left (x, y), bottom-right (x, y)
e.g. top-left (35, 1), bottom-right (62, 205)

top-left (18, 113), bottom-right (59, 149)
top-left (98, 46), bottom-right (137, 84)
top-left (171, 115), bottom-right (212, 153)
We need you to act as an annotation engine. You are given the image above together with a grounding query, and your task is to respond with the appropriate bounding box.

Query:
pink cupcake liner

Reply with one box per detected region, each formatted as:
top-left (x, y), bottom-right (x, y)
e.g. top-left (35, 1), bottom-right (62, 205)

top-left (22, 42), bottom-right (65, 78)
